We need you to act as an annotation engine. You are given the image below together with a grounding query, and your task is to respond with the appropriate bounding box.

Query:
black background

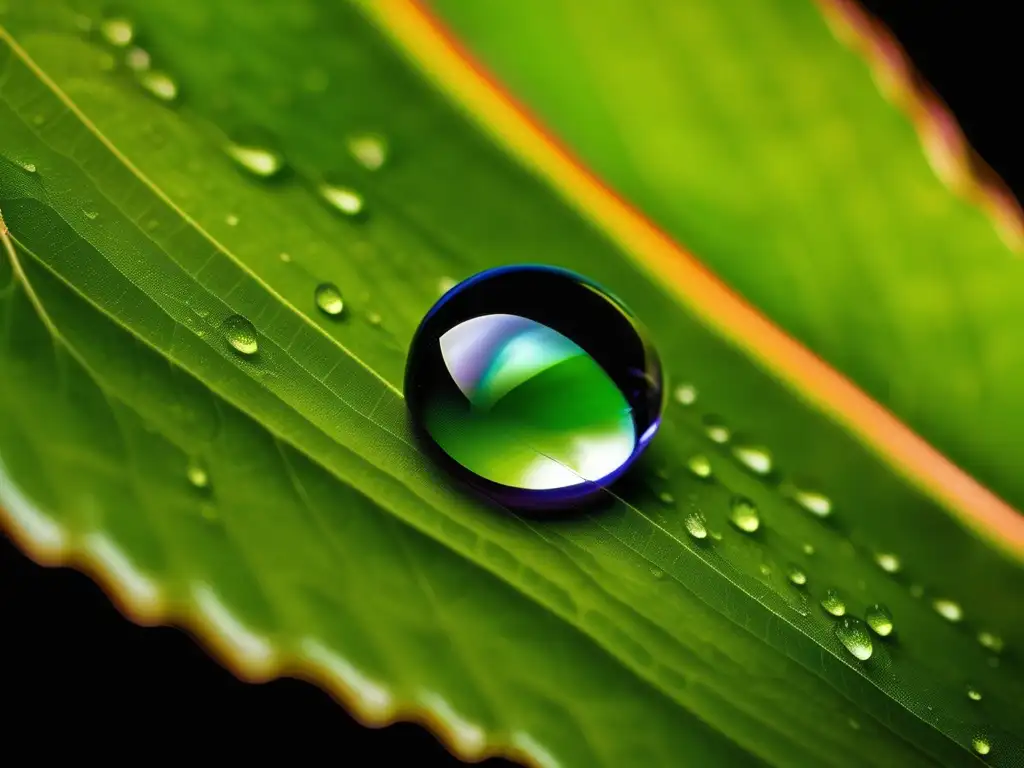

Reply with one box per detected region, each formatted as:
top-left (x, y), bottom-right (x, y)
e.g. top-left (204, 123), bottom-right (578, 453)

top-left (1, 1), bottom-right (1017, 765)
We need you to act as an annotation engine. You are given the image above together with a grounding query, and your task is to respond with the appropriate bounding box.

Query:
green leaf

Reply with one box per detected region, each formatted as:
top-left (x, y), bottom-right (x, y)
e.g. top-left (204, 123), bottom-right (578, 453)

top-left (0, 1), bottom-right (1020, 766)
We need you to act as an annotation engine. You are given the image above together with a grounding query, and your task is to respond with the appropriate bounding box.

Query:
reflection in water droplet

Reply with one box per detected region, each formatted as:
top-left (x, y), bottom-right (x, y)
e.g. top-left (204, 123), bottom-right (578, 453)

top-left (836, 616), bottom-right (873, 660)
top-left (320, 183), bottom-right (364, 216)
top-left (673, 383), bottom-right (697, 405)
top-left (793, 488), bottom-right (831, 517)
top-left (225, 214), bottom-right (239, 227)
top-left (314, 283), bottom-right (344, 316)
top-left (874, 552), bottom-right (901, 573)
top-left (684, 511), bottom-right (707, 540)
top-left (866, 603), bottom-right (893, 636)
top-left (125, 47), bottom-right (150, 71)
top-left (787, 565), bottom-right (807, 586)
top-left (978, 631), bottom-right (1004, 653)
top-left (658, 491), bottom-right (674, 506)
top-left (222, 314), bottom-right (258, 356)
top-left (933, 598), bottom-right (963, 622)
top-left (821, 589), bottom-right (846, 616)
top-left (687, 454), bottom-right (712, 479)
top-left (967, 686), bottom-right (982, 702)
top-left (732, 445), bottom-right (772, 475)
top-left (348, 133), bottom-right (388, 171)
top-left (972, 737), bottom-right (990, 756)
top-left (186, 460), bottom-right (209, 489)
top-left (702, 415), bottom-right (730, 444)
top-left (138, 70), bottom-right (178, 102)
top-left (100, 17), bottom-right (134, 47)
top-left (729, 496), bottom-right (759, 533)
top-left (225, 140), bottom-right (285, 178)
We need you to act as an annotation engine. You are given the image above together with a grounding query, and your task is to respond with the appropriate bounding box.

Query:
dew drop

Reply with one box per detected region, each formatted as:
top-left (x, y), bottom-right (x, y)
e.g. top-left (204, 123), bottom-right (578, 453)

top-left (802, 543), bottom-right (815, 555)
top-left (972, 737), bottom-right (991, 756)
top-left (732, 444), bottom-right (772, 475)
top-left (787, 565), bottom-right (807, 586)
top-left (348, 132), bottom-right (388, 171)
top-left (977, 631), bottom-right (1003, 653)
top-left (967, 686), bottom-right (982, 702)
top-left (759, 563), bottom-right (772, 577)
top-left (729, 496), bottom-right (760, 533)
top-left (222, 314), bottom-right (258, 356)
top-left (687, 454), bottom-right (712, 479)
top-left (658, 491), bottom-right (674, 506)
top-left (793, 488), bottom-right (832, 518)
top-left (651, 568), bottom-right (664, 580)
top-left (17, 160), bottom-right (36, 173)
top-left (874, 552), bottom-right (901, 574)
top-left (315, 283), bottom-right (344, 317)
top-left (279, 252), bottom-right (293, 263)
top-left (186, 460), bottom-right (209, 489)
top-left (225, 140), bottom-right (285, 179)
top-left (865, 603), bottom-right (893, 636)
top-left (821, 589), bottom-right (846, 616)
top-left (367, 311), bottom-right (383, 327)
top-left (138, 70), bottom-right (178, 102)
top-left (125, 47), bottom-right (151, 71)
top-left (702, 415), bottom-right (731, 444)
top-left (319, 182), bottom-right (364, 216)
top-left (933, 598), bottom-right (963, 622)
top-left (673, 383), bottom-right (697, 406)
top-left (100, 16), bottom-right (134, 47)
top-left (835, 616), bottom-right (873, 660)
top-left (684, 511), bottom-right (708, 540)
top-left (225, 214), bottom-right (239, 227)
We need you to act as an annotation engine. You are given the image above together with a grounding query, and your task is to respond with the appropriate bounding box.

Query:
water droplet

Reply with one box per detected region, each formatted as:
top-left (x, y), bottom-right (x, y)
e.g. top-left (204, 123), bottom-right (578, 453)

top-left (787, 565), bottom-right (807, 586)
top-left (967, 686), bottom-right (982, 702)
top-left (315, 283), bottom-right (344, 316)
top-left (186, 460), bottom-right (209, 489)
top-left (279, 252), bottom-right (293, 263)
top-left (687, 454), bottom-right (712, 479)
top-left (933, 598), bottom-right (963, 622)
top-left (438, 276), bottom-right (457, 295)
top-left (367, 311), bottom-right (383, 327)
top-left (84, 210), bottom-right (99, 220)
top-left (874, 552), bottom-right (901, 573)
top-left (658, 491), bottom-right (674, 506)
top-left (17, 160), bottom-right (36, 173)
top-left (729, 496), bottom-right (760, 533)
top-left (759, 563), bottom-right (772, 577)
top-left (403, 266), bottom-right (663, 508)
top-left (222, 314), bottom-right (258, 356)
top-left (972, 737), bottom-right (990, 756)
top-left (978, 631), bottom-right (1004, 653)
top-left (673, 383), bottom-right (697, 405)
top-left (225, 214), bottom-right (239, 227)
top-left (319, 182), bottom-right (364, 216)
top-left (138, 70), bottom-right (178, 102)
top-left (702, 415), bottom-right (730, 444)
top-left (793, 488), bottom-right (832, 517)
top-left (225, 139), bottom-right (285, 179)
top-left (865, 603), bottom-right (893, 636)
top-left (651, 567), bottom-right (664, 580)
top-left (802, 543), bottom-right (815, 555)
top-left (684, 511), bottom-right (708, 540)
top-left (732, 444), bottom-right (772, 475)
top-left (100, 16), bottom-right (134, 47)
top-left (835, 616), bottom-right (873, 660)
top-left (125, 47), bottom-right (150, 71)
top-left (348, 132), bottom-right (388, 171)
top-left (821, 589), bottom-right (846, 616)
top-left (709, 530), bottom-right (723, 541)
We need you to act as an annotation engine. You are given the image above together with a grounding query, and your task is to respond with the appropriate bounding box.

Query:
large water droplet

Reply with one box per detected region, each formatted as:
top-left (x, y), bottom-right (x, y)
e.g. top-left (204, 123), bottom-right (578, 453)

top-left (702, 415), bottom-right (730, 444)
top-left (787, 565), bottom-right (807, 586)
top-left (933, 598), bottom-right (963, 622)
top-left (100, 16), bottom-right (134, 47)
top-left (314, 283), bottom-right (344, 316)
top-left (404, 265), bottom-right (663, 509)
top-left (687, 454), bottom-right (712, 479)
top-left (673, 383), bottom-right (697, 406)
top-left (319, 182), bottom-right (364, 216)
top-left (821, 589), bottom-right (846, 616)
top-left (186, 459), bottom-right (210, 489)
top-left (732, 444), bottom-right (772, 475)
top-left (222, 314), bottom-right (258, 356)
top-left (793, 488), bottom-right (831, 518)
top-left (972, 737), bottom-right (990, 756)
top-left (684, 511), bottom-right (708, 540)
top-left (835, 616), bottom-right (873, 660)
top-left (138, 70), bottom-right (178, 102)
top-left (874, 551), bottom-right (901, 574)
top-left (977, 631), bottom-right (1004, 653)
top-left (865, 603), bottom-right (893, 636)
top-left (967, 686), bottom-right (982, 702)
top-left (225, 139), bottom-right (285, 179)
top-left (348, 133), bottom-right (388, 171)
top-left (729, 496), bottom-right (760, 533)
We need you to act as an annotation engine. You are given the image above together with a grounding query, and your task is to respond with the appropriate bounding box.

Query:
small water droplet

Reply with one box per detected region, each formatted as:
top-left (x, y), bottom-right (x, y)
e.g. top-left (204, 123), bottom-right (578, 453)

top-left (84, 210), bottom-right (99, 220)
top-left (709, 530), bottom-right (723, 541)
top-left (438, 276), bottom-right (457, 295)
top-left (650, 567), bottom-right (664, 579)
top-left (125, 47), bottom-right (150, 71)
top-left (319, 182), bottom-right (364, 216)
top-left (658, 491), bottom-right (674, 506)
top-left (967, 686), bottom-right (982, 702)
top-left (874, 552), bottom-right (901, 573)
top-left (315, 283), bottom-right (344, 316)
top-left (978, 631), bottom-right (1003, 653)
top-left (865, 603), bottom-right (893, 636)
top-left (933, 598), bottom-right (963, 622)
top-left (17, 160), bottom-right (36, 173)
top-left (279, 252), bottom-right (293, 263)
top-left (348, 132), bottom-right (388, 171)
top-left (684, 511), bottom-right (708, 540)
top-left (225, 139), bottom-right (285, 179)
top-left (138, 70), bottom-right (178, 102)
top-left (759, 563), bottom-right (772, 577)
top-left (673, 383), bottom-right (697, 406)
top-left (702, 415), bottom-right (731, 444)
top-left (732, 444), bottom-right (772, 475)
top-left (802, 543), bottom-right (815, 555)
top-left (787, 565), bottom-right (807, 586)
top-left (972, 737), bottom-right (990, 756)
top-left (367, 311), bottom-right (383, 327)
top-left (729, 496), bottom-right (760, 533)
top-left (835, 616), bottom-right (873, 660)
top-left (186, 460), bottom-right (209, 489)
top-left (793, 488), bottom-right (832, 517)
top-left (687, 454), bottom-right (712, 479)
top-left (225, 214), bottom-right (239, 227)
top-left (821, 589), bottom-right (846, 616)
top-left (222, 314), bottom-right (258, 356)
top-left (100, 16), bottom-right (134, 47)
